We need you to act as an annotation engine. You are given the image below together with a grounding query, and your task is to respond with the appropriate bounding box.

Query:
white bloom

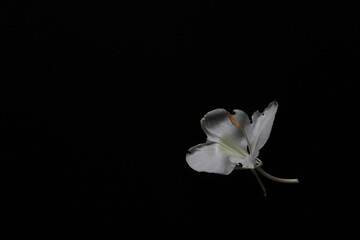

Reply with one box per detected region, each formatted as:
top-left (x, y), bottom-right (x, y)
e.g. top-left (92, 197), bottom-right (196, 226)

top-left (186, 101), bottom-right (298, 196)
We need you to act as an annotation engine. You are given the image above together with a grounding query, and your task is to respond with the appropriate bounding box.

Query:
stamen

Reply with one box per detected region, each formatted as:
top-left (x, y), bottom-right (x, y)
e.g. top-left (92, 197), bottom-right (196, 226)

top-left (227, 112), bottom-right (242, 127)
top-left (226, 112), bottom-right (253, 152)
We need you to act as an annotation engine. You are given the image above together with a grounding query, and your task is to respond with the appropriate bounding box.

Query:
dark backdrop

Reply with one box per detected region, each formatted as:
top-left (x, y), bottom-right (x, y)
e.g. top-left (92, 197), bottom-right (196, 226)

top-left (2, 1), bottom-right (354, 236)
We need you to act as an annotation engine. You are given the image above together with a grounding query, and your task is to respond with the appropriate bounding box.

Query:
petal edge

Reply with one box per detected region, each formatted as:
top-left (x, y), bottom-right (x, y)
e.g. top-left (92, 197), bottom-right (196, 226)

top-left (186, 142), bottom-right (237, 175)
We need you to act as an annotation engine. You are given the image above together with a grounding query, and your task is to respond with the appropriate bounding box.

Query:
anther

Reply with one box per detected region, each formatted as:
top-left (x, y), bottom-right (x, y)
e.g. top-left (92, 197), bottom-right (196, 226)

top-left (227, 112), bottom-right (242, 127)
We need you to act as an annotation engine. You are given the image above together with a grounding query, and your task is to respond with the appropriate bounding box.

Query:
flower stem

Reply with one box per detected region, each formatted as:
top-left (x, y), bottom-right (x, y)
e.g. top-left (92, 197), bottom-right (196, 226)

top-left (255, 167), bottom-right (299, 184)
top-left (251, 169), bottom-right (267, 197)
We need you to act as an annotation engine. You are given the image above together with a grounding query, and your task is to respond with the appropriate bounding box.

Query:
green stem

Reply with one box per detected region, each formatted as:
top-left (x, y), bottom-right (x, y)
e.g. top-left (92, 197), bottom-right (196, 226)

top-left (251, 169), bottom-right (267, 197)
top-left (255, 167), bottom-right (299, 184)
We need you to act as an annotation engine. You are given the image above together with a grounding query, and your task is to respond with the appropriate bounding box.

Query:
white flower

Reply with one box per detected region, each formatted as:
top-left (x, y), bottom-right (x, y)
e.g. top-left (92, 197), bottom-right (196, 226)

top-left (186, 101), bottom-right (298, 196)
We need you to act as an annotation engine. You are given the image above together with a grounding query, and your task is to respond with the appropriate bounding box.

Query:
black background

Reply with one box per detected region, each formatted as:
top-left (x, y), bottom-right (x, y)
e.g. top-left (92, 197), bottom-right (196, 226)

top-left (2, 1), bottom-right (355, 236)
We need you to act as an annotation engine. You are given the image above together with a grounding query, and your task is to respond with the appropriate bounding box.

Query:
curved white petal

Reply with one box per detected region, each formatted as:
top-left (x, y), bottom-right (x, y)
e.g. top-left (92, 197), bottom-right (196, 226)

top-left (246, 101), bottom-right (278, 152)
top-left (186, 142), bottom-right (237, 175)
top-left (200, 109), bottom-right (248, 156)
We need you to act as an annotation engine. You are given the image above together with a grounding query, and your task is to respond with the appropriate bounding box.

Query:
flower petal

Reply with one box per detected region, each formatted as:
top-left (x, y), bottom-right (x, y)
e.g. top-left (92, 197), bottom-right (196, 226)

top-left (200, 109), bottom-right (248, 155)
top-left (247, 101), bottom-right (278, 152)
top-left (186, 142), bottom-right (237, 175)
